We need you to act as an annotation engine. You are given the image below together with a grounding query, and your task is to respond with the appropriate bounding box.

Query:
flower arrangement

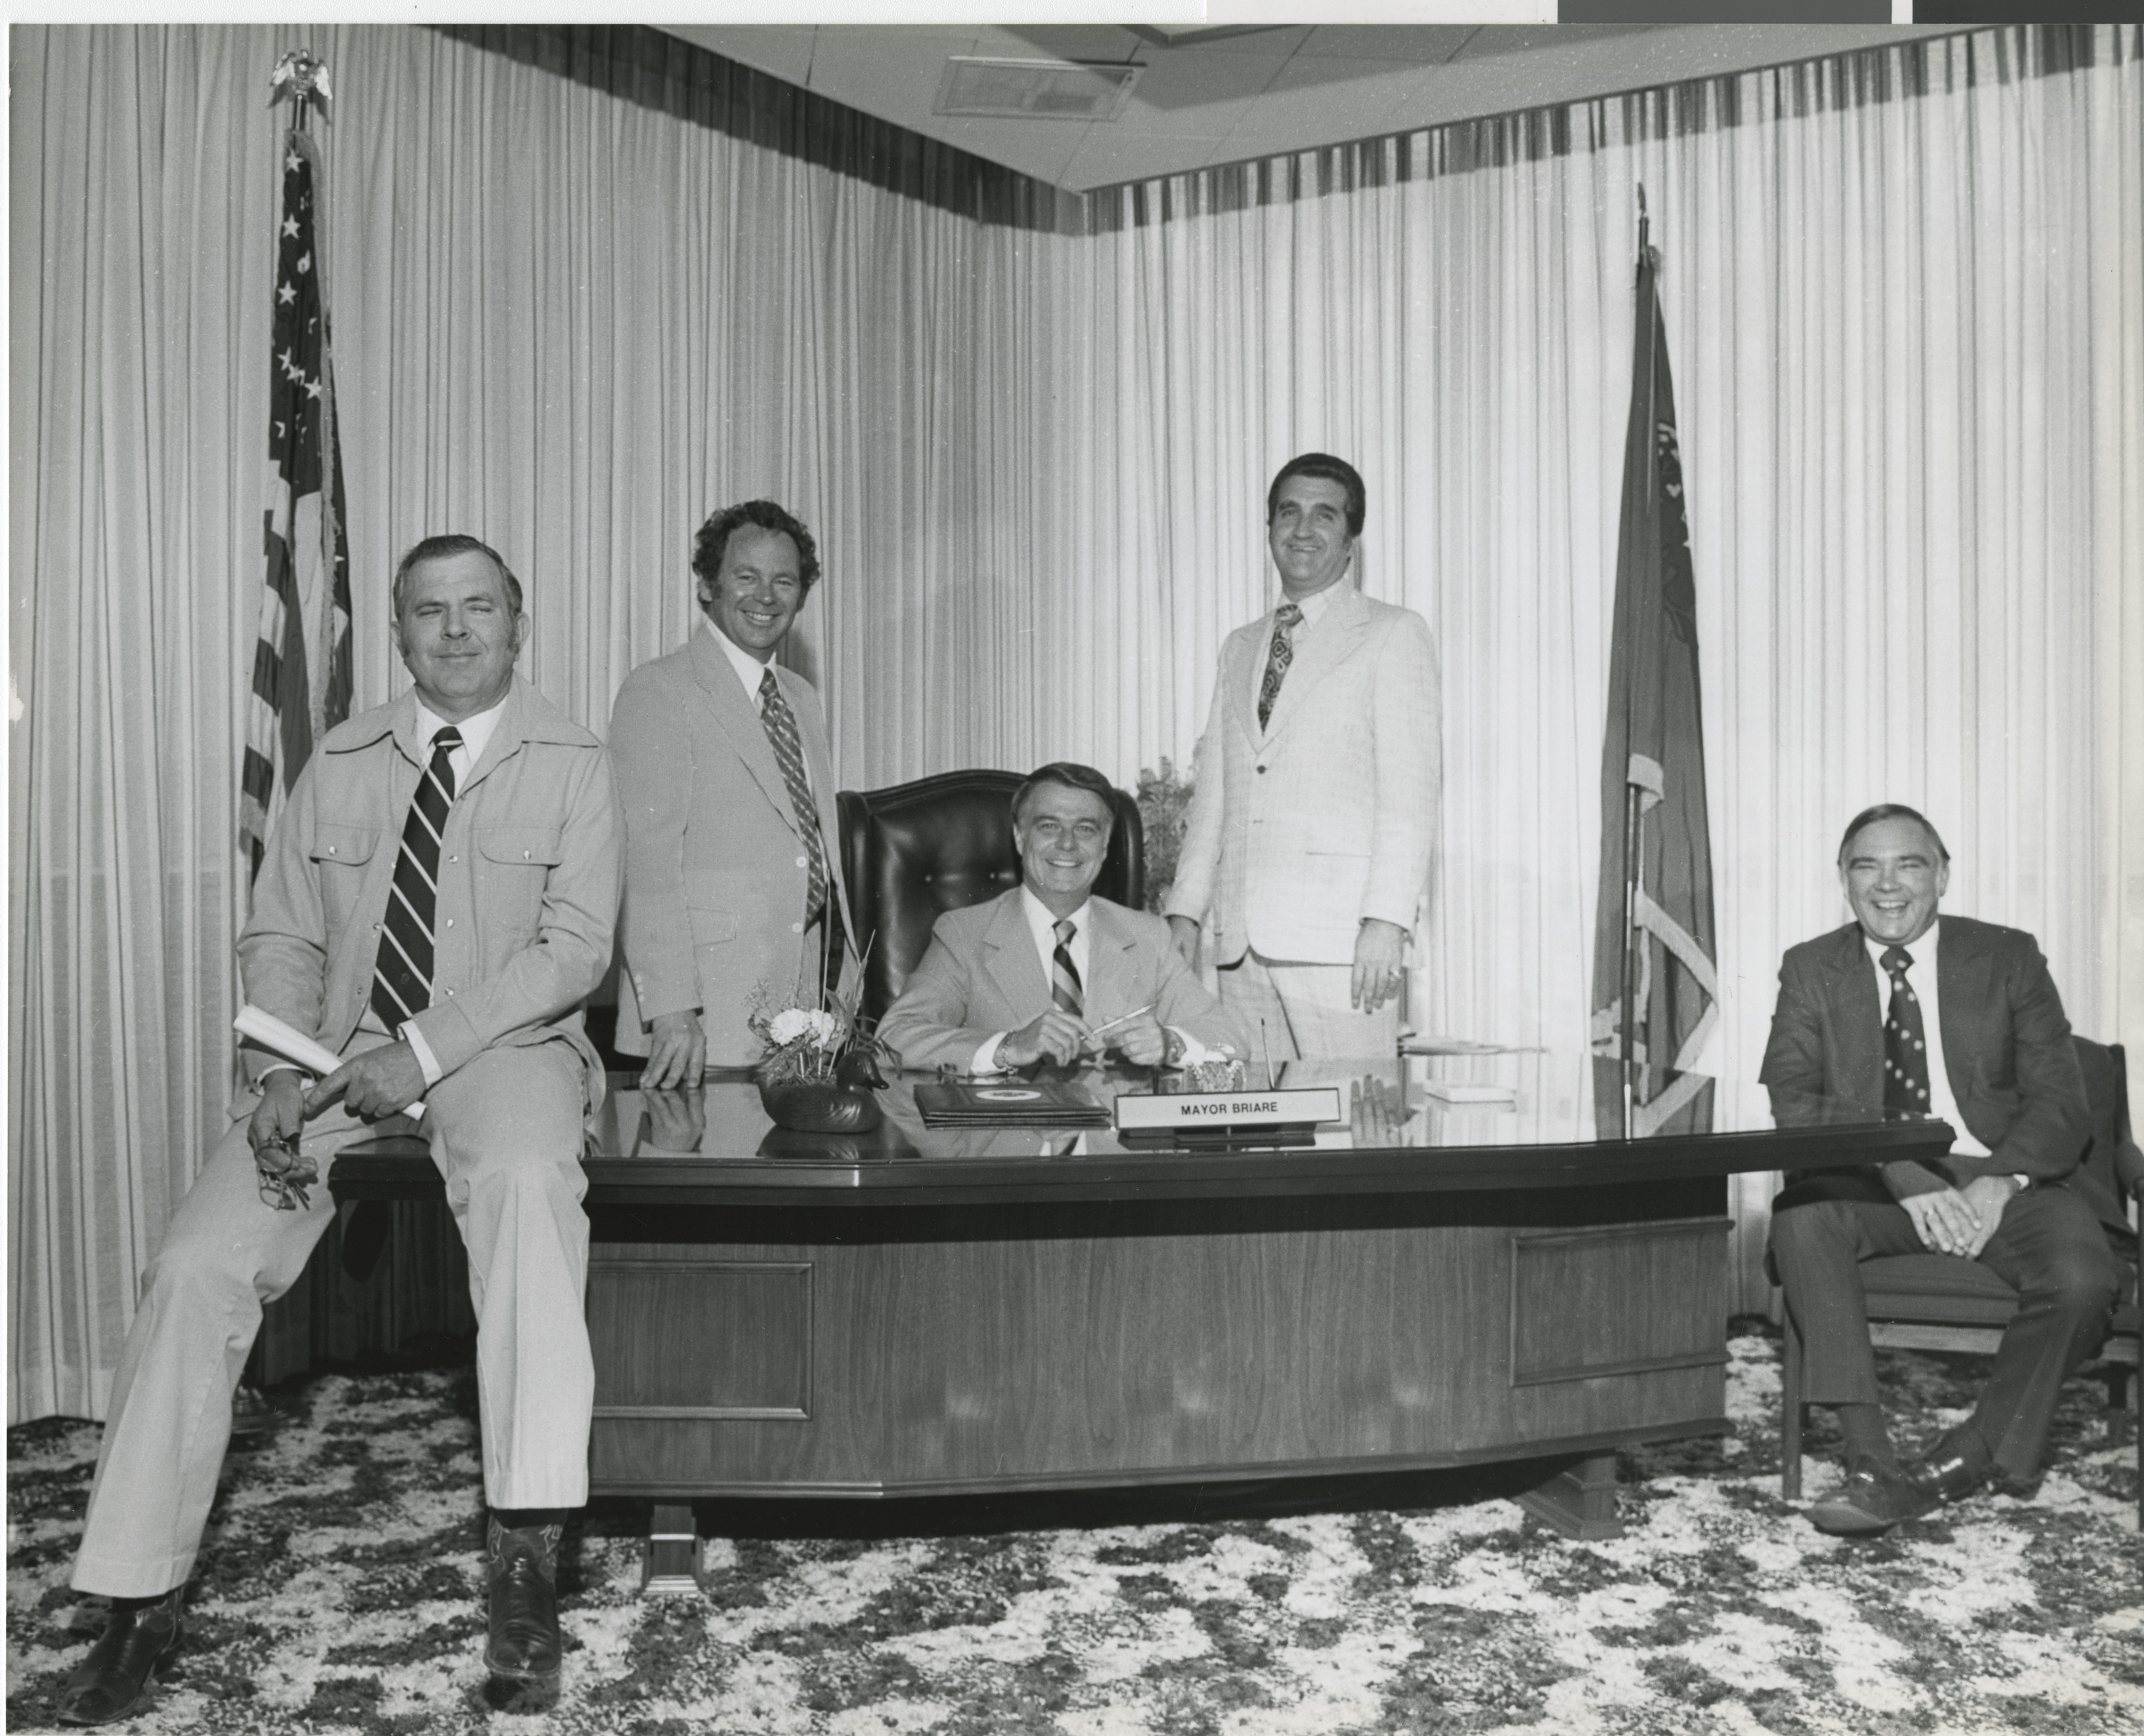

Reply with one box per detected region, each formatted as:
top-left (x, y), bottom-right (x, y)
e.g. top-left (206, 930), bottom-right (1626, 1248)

top-left (746, 947), bottom-right (897, 1092)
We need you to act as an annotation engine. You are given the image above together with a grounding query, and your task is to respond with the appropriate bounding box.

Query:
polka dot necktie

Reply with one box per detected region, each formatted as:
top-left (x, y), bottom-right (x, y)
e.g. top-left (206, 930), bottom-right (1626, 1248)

top-left (1257, 603), bottom-right (1303, 731)
top-left (1051, 919), bottom-right (1082, 1019)
top-left (1880, 945), bottom-right (1932, 1118)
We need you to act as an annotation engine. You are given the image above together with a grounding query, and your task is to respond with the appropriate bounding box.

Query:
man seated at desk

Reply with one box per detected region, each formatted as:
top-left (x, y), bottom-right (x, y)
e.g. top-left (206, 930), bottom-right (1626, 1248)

top-left (877, 762), bottom-right (1241, 1074)
top-left (1761, 803), bottom-right (2116, 1537)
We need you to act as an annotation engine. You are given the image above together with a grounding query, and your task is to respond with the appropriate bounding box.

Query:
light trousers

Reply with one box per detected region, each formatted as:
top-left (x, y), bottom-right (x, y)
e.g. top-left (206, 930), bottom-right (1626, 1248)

top-left (71, 1039), bottom-right (594, 1598)
top-left (1217, 948), bottom-right (1400, 1066)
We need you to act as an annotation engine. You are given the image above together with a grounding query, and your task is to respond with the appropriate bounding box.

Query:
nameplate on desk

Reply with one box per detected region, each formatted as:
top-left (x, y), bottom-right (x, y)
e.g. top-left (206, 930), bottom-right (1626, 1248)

top-left (1113, 1088), bottom-right (1342, 1134)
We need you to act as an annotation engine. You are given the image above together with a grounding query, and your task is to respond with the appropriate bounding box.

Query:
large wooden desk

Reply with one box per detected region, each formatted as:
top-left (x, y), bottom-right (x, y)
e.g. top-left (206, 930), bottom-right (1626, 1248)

top-left (338, 1052), bottom-right (1944, 1575)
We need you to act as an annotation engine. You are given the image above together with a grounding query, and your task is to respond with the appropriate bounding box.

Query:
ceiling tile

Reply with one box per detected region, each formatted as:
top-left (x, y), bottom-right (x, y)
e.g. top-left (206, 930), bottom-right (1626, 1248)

top-left (1452, 24), bottom-right (1660, 62)
top-left (1174, 25), bottom-right (1313, 57)
top-left (1059, 132), bottom-right (1237, 192)
top-left (927, 116), bottom-right (1090, 185)
top-left (798, 31), bottom-right (986, 118)
top-left (1292, 26), bottom-right (1480, 65)
top-left (659, 24), bottom-right (821, 90)
top-left (1110, 49), bottom-right (1285, 134)
top-left (990, 24), bottom-right (1150, 65)
top-left (654, 23), bottom-right (1976, 196)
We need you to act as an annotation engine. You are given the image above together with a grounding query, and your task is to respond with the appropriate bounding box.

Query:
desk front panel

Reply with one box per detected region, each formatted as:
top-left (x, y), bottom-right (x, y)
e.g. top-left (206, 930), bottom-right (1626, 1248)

top-left (587, 1209), bottom-right (1730, 1496)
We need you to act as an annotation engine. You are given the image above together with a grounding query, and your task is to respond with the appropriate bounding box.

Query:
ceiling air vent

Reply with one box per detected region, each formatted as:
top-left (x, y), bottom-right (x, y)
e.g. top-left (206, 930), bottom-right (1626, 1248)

top-left (933, 57), bottom-right (1141, 123)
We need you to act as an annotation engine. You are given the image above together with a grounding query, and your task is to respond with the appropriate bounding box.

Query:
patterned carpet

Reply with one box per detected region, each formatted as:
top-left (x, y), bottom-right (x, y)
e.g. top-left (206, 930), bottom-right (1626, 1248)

top-left (7, 1325), bottom-right (2139, 1735)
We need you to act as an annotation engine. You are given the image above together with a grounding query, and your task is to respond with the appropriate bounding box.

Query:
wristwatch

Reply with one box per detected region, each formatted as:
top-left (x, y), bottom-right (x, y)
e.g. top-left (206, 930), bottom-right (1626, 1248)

top-left (1161, 1027), bottom-right (1187, 1068)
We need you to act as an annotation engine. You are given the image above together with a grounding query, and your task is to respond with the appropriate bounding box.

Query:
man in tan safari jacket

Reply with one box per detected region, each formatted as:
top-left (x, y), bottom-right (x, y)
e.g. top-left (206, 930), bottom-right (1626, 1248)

top-left (60, 535), bottom-right (619, 1723)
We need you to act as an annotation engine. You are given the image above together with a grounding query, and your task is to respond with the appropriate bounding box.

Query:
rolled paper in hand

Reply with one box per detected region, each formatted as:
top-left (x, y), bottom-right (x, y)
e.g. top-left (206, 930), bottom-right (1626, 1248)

top-left (234, 1004), bottom-right (427, 1123)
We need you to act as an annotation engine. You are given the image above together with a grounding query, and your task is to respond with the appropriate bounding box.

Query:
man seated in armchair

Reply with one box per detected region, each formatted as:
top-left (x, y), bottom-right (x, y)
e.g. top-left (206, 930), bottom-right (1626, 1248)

top-left (1761, 803), bottom-right (2117, 1536)
top-left (877, 762), bottom-right (1241, 1074)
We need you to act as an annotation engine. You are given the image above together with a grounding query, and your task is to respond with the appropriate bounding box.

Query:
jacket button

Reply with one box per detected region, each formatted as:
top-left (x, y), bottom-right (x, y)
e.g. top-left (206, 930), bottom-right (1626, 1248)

top-left (1256, 766), bottom-right (1267, 774)
top-left (792, 922), bottom-right (804, 934)
top-left (796, 855), bottom-right (808, 869)
top-left (327, 845), bottom-right (338, 855)
top-left (449, 854), bottom-right (459, 864)
top-left (445, 988), bottom-right (455, 997)
top-left (444, 918), bottom-right (454, 929)
top-left (523, 849), bottom-right (532, 860)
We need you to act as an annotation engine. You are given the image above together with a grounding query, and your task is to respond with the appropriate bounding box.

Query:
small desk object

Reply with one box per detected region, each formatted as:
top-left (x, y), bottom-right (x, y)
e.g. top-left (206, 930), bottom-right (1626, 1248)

top-left (331, 1053), bottom-right (1944, 1590)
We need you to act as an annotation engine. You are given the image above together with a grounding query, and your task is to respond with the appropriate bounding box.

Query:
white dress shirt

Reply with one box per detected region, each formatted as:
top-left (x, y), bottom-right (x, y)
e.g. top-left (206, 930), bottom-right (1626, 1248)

top-left (1863, 920), bottom-right (1993, 1160)
top-left (265, 692), bottom-right (510, 1092)
top-left (971, 889), bottom-right (1095, 1074)
top-left (1250, 579), bottom-right (1341, 725)
top-left (389, 695), bottom-right (511, 1084)
top-left (970, 888), bottom-right (1228, 1075)
top-left (700, 619), bottom-right (812, 794)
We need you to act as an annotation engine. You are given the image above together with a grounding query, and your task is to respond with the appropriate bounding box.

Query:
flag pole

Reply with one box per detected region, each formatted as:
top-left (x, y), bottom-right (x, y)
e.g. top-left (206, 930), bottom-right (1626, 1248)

top-left (1619, 187), bottom-right (1652, 1139)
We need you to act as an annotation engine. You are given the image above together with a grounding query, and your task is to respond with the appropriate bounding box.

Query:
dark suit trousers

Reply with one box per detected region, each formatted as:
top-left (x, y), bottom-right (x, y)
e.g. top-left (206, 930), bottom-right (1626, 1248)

top-left (1770, 1187), bottom-right (2117, 1479)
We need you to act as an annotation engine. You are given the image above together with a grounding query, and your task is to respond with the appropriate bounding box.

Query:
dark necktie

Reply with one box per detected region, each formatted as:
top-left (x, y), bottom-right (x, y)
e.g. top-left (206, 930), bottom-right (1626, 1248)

top-left (1257, 602), bottom-right (1304, 730)
top-left (371, 725), bottom-right (462, 1031)
top-left (758, 669), bottom-right (826, 925)
top-left (1880, 945), bottom-right (1932, 1118)
top-left (1051, 918), bottom-right (1082, 1018)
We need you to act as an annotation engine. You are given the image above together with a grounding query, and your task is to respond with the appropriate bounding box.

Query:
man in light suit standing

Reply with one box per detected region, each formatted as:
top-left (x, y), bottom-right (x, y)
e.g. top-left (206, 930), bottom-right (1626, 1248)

top-left (609, 500), bottom-right (854, 1078)
top-left (880, 763), bottom-right (1241, 1074)
top-left (1165, 454), bottom-right (1440, 1062)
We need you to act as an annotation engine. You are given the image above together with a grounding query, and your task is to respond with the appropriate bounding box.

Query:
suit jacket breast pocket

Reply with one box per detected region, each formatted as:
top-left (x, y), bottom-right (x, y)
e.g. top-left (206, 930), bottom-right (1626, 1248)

top-left (309, 823), bottom-right (381, 931)
top-left (477, 826), bottom-right (563, 934)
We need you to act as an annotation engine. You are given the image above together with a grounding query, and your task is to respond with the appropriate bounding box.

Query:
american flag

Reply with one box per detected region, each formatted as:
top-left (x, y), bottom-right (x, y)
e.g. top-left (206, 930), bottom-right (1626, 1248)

top-left (240, 122), bottom-right (353, 877)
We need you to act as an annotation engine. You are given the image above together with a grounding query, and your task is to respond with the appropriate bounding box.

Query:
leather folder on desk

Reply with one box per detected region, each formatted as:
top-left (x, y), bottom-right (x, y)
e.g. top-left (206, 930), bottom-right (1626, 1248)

top-left (913, 1080), bottom-right (1110, 1128)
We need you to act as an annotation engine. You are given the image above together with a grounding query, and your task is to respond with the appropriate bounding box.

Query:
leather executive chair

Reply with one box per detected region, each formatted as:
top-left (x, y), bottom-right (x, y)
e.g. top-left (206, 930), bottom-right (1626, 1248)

top-left (837, 768), bottom-right (1145, 1030)
top-left (1778, 1036), bottom-right (2142, 1520)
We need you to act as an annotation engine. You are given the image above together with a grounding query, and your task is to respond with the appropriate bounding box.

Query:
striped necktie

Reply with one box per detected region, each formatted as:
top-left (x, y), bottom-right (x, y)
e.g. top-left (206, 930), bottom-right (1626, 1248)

top-left (1051, 918), bottom-right (1082, 1018)
top-left (371, 725), bottom-right (461, 1031)
top-left (1257, 602), bottom-right (1304, 730)
top-left (1880, 945), bottom-right (1932, 1118)
top-left (758, 668), bottom-right (826, 925)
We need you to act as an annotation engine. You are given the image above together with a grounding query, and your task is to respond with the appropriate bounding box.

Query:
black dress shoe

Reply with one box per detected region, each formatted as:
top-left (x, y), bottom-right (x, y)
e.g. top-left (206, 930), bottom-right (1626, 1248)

top-left (1908, 1439), bottom-right (1991, 1506)
top-left (484, 1518), bottom-right (562, 1704)
top-left (56, 1588), bottom-right (184, 1726)
top-left (1807, 1461), bottom-right (1937, 1536)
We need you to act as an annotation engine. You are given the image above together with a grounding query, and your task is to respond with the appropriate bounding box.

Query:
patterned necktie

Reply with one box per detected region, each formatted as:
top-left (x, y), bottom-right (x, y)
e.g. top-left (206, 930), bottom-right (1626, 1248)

top-left (1880, 945), bottom-right (1932, 1118)
top-left (1051, 918), bottom-right (1083, 1018)
top-left (371, 725), bottom-right (462, 1031)
top-left (1257, 602), bottom-right (1304, 730)
top-left (758, 668), bottom-right (826, 925)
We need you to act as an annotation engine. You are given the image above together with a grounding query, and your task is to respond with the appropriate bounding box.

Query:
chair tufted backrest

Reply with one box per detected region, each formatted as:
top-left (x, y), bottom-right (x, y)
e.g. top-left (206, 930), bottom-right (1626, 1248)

top-left (837, 769), bottom-right (1145, 1028)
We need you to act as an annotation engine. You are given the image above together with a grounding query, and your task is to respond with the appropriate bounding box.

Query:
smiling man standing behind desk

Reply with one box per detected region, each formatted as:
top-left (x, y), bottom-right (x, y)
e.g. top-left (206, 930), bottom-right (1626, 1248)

top-left (879, 763), bottom-right (1239, 1074)
top-left (1165, 453), bottom-right (1439, 1062)
top-left (609, 500), bottom-right (854, 1079)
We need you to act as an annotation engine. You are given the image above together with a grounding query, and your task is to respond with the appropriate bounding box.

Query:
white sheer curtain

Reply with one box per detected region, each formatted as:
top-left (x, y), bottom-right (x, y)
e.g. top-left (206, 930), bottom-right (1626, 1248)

top-left (11, 23), bottom-right (2140, 1418)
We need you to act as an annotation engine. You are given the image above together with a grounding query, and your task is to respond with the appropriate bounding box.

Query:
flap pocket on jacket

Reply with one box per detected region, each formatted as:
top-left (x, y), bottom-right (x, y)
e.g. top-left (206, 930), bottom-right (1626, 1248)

top-left (478, 826), bottom-right (563, 867)
top-left (687, 906), bottom-right (741, 945)
top-left (310, 824), bottom-right (381, 866)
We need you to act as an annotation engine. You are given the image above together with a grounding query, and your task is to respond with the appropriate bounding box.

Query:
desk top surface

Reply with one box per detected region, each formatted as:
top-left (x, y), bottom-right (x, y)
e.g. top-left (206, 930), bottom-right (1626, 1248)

top-left (526, 1051), bottom-right (1945, 1209)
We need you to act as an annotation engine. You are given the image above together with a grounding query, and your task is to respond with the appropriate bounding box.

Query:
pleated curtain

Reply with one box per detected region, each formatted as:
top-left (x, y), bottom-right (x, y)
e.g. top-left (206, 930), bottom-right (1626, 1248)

top-left (11, 22), bottom-right (2140, 1419)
